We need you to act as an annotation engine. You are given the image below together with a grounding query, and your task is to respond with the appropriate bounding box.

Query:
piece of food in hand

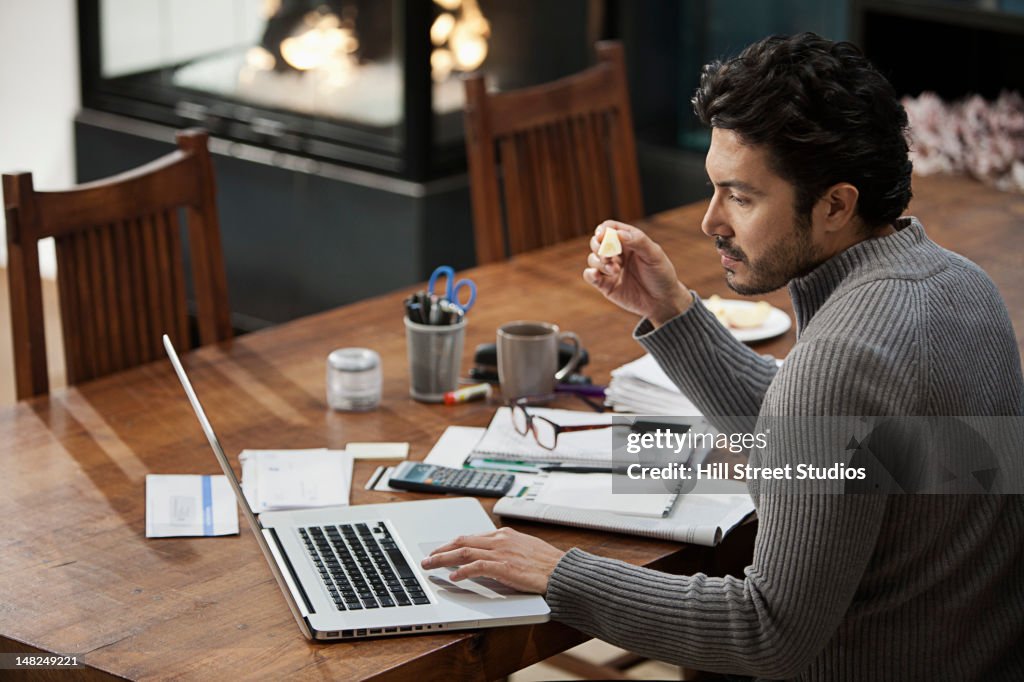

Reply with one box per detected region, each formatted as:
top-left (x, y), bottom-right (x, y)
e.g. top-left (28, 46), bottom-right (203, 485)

top-left (726, 301), bottom-right (773, 328)
top-left (597, 227), bottom-right (623, 257)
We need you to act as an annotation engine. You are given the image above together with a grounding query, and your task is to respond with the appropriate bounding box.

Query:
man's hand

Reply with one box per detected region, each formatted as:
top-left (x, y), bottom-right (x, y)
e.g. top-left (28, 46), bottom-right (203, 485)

top-left (584, 220), bottom-right (693, 327)
top-left (420, 527), bottom-right (565, 594)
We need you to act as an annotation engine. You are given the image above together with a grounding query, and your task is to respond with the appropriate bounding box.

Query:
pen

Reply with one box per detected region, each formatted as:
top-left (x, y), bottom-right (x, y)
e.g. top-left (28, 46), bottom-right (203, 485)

top-left (408, 291), bottom-right (467, 326)
top-left (556, 383), bottom-right (607, 398)
top-left (466, 458), bottom-right (542, 473)
top-left (538, 465), bottom-right (628, 474)
top-left (404, 299), bottom-right (424, 324)
top-left (438, 299), bottom-right (466, 325)
top-left (415, 291), bottom-right (432, 323)
top-left (429, 294), bottom-right (443, 325)
top-left (574, 393), bottom-right (606, 413)
top-left (629, 419), bottom-right (694, 434)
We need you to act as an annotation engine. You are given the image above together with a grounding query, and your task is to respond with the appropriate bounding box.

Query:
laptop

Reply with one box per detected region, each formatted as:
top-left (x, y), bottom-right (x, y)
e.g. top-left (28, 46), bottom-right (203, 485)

top-left (163, 335), bottom-right (549, 640)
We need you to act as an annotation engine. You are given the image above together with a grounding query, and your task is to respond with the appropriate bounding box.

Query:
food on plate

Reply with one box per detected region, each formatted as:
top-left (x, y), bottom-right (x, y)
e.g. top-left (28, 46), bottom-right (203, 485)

top-left (727, 301), bottom-right (773, 328)
top-left (597, 227), bottom-right (623, 257)
top-left (705, 295), bottom-right (773, 329)
top-left (705, 295), bottom-right (730, 325)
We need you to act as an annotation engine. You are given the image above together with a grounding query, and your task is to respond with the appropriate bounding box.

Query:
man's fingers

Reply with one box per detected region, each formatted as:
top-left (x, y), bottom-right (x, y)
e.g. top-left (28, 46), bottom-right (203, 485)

top-left (583, 268), bottom-right (614, 294)
top-left (587, 252), bottom-right (621, 276)
top-left (449, 559), bottom-right (509, 582)
top-left (594, 222), bottom-right (639, 252)
top-left (424, 529), bottom-right (508, 564)
top-left (426, 539), bottom-right (461, 555)
top-left (422, 546), bottom-right (492, 569)
top-left (427, 533), bottom-right (498, 557)
top-left (603, 222), bottom-right (668, 264)
top-left (598, 220), bottom-right (641, 241)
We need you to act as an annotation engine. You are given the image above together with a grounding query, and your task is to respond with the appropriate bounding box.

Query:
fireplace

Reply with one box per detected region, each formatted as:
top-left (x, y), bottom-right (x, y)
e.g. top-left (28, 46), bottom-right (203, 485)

top-left (79, 0), bottom-right (599, 181)
top-left (74, 0), bottom-right (601, 330)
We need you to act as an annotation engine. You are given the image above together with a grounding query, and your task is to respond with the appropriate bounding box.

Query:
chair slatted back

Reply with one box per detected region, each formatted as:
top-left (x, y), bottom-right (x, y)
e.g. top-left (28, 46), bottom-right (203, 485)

top-left (463, 41), bottom-right (643, 264)
top-left (3, 129), bottom-right (231, 400)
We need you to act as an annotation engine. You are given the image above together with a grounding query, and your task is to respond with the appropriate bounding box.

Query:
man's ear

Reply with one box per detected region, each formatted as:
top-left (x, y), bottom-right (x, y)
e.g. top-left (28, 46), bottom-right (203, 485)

top-left (816, 183), bottom-right (859, 234)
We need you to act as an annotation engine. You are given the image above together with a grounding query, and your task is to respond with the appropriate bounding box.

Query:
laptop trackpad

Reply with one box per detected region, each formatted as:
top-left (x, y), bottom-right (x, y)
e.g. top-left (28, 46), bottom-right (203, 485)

top-left (418, 542), bottom-right (519, 600)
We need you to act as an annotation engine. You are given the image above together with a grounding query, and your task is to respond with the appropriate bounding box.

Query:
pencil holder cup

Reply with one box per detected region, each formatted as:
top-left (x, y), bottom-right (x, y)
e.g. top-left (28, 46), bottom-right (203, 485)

top-left (404, 317), bottom-right (467, 402)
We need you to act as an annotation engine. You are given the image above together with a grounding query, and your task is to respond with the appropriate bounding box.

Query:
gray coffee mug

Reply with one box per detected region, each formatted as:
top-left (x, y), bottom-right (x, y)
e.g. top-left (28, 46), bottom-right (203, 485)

top-left (497, 321), bottom-right (582, 401)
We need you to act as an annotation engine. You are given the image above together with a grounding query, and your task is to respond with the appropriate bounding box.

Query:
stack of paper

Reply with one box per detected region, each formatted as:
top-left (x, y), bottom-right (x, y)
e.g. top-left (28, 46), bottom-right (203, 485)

top-left (606, 354), bottom-right (701, 415)
top-left (240, 449), bottom-right (353, 513)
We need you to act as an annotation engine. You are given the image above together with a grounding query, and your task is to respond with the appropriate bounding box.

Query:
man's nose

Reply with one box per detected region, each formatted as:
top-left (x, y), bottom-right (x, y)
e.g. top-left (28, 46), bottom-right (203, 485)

top-left (701, 194), bottom-right (732, 238)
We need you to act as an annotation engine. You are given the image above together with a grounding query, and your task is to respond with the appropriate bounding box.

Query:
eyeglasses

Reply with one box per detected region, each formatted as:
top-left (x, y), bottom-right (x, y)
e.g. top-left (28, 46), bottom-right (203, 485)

top-left (510, 399), bottom-right (611, 450)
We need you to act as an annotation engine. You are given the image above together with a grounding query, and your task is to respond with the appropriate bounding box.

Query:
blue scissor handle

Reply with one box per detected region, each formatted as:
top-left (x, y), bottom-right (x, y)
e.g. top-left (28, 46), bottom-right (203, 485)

top-left (450, 278), bottom-right (477, 312)
top-left (428, 265), bottom-right (477, 312)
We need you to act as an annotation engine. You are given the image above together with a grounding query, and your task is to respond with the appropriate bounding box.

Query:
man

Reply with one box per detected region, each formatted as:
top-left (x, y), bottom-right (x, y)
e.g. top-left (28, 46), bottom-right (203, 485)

top-left (423, 34), bottom-right (1024, 679)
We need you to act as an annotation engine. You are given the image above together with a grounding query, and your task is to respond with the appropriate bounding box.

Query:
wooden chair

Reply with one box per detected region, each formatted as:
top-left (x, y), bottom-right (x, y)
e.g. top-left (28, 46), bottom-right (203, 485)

top-left (3, 128), bottom-right (232, 400)
top-left (463, 40), bottom-right (644, 265)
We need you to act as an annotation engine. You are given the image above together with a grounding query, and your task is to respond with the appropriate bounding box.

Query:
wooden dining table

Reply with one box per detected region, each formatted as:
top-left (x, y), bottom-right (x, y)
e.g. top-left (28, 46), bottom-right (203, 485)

top-left (1, 174), bottom-right (1021, 680)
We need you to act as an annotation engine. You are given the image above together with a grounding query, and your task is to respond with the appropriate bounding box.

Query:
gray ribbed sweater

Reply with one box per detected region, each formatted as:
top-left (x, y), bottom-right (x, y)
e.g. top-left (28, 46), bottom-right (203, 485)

top-left (546, 218), bottom-right (1024, 680)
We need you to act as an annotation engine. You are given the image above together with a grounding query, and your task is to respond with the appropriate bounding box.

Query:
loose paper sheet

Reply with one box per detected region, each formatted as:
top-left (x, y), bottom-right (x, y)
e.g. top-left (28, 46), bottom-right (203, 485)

top-left (240, 449), bottom-right (353, 512)
top-left (346, 442), bottom-right (410, 459)
top-left (146, 474), bottom-right (239, 537)
top-left (424, 426), bottom-right (487, 468)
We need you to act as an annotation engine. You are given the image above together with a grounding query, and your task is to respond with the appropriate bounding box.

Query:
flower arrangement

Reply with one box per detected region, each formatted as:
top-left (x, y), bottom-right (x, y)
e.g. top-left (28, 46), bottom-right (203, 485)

top-left (903, 91), bottom-right (1024, 193)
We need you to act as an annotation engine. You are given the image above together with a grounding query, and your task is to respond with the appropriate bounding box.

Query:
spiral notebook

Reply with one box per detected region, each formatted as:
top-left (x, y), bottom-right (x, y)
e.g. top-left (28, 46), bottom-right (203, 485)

top-left (469, 407), bottom-right (615, 465)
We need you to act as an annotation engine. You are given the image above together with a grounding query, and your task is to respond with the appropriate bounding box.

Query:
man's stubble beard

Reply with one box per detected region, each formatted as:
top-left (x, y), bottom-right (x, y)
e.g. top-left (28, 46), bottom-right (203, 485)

top-left (721, 215), bottom-right (824, 296)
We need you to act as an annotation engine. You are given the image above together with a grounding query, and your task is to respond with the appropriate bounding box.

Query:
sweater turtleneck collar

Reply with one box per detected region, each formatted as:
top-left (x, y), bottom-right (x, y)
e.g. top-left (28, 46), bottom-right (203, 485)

top-left (786, 217), bottom-right (947, 336)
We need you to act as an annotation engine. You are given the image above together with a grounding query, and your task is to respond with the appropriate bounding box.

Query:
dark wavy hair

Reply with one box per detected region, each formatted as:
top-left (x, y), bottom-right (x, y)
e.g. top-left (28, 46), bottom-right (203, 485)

top-left (692, 33), bottom-right (912, 228)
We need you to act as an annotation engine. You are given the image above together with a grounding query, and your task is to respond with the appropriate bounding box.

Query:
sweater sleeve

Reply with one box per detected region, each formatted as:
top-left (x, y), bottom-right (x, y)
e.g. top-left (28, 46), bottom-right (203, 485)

top-left (635, 294), bottom-right (779, 432)
top-left (546, 337), bottom-right (892, 679)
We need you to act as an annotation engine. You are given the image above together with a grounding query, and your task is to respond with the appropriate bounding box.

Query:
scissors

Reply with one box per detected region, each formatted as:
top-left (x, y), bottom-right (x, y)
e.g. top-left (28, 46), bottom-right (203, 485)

top-left (427, 265), bottom-right (477, 313)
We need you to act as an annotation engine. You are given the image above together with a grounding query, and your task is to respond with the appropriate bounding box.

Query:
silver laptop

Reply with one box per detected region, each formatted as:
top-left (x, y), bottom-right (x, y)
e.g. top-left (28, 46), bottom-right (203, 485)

top-left (164, 335), bottom-right (549, 641)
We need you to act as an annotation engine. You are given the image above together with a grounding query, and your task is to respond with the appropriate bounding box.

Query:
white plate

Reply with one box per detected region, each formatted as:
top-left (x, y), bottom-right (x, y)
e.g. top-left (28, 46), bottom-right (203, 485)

top-left (702, 298), bottom-right (792, 343)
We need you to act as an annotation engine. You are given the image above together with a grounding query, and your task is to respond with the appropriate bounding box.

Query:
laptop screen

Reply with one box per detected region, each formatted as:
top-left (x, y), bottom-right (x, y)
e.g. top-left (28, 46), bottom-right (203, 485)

top-left (162, 334), bottom-right (262, 529)
top-left (163, 334), bottom-right (315, 632)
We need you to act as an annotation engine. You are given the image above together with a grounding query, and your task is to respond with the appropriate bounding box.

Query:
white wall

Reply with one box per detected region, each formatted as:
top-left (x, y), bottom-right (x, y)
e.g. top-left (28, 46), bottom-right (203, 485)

top-left (0, 0), bottom-right (80, 278)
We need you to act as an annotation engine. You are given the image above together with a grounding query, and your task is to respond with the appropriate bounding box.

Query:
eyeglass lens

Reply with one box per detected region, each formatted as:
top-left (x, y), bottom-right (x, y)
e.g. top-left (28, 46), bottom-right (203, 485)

top-left (511, 404), bottom-right (530, 435)
top-left (532, 419), bottom-right (558, 449)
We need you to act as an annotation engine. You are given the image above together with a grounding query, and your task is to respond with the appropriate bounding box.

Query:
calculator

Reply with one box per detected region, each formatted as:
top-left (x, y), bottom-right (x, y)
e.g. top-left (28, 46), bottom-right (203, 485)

top-left (388, 461), bottom-right (515, 497)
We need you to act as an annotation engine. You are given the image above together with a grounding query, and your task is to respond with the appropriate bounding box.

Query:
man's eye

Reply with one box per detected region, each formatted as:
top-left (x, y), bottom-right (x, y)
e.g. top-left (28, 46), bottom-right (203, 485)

top-left (729, 194), bottom-right (748, 206)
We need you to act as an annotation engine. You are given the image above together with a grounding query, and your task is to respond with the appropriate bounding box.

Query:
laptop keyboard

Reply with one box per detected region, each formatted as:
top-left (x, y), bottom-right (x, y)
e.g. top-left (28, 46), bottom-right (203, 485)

top-left (300, 522), bottom-right (430, 611)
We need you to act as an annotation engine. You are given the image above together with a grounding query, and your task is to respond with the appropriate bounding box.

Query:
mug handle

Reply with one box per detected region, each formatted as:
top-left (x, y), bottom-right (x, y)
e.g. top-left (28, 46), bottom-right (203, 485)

top-left (553, 332), bottom-right (583, 382)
